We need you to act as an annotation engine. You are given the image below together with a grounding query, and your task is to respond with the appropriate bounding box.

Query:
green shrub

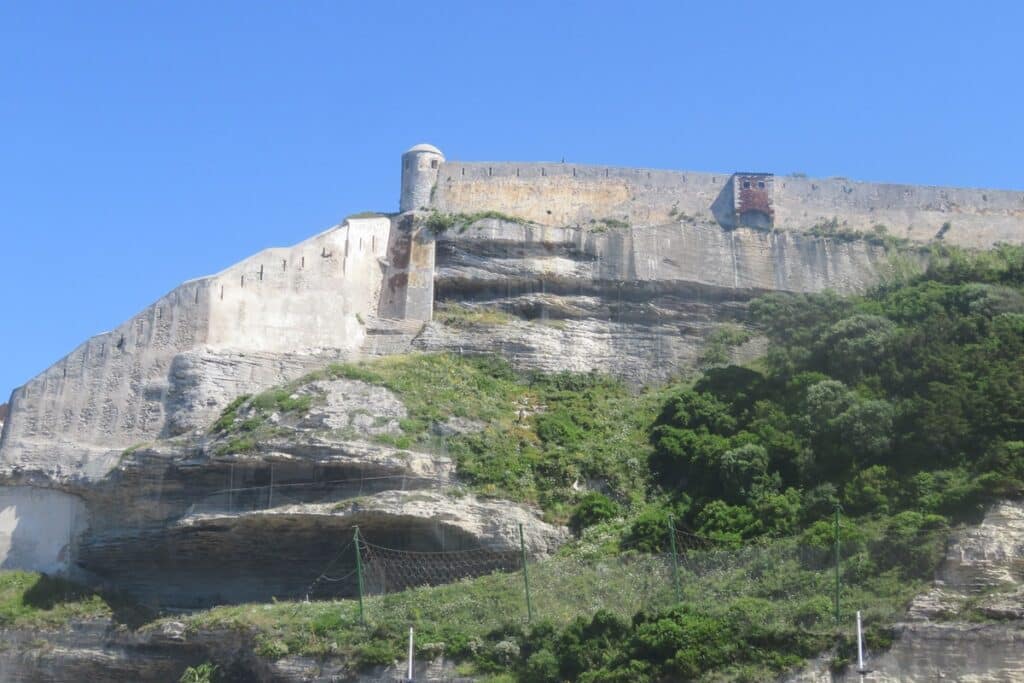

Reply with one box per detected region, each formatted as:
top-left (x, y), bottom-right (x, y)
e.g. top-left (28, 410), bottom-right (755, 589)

top-left (524, 649), bottom-right (559, 682)
top-left (210, 395), bottom-right (251, 433)
top-left (179, 662), bottom-right (219, 683)
top-left (569, 493), bottom-right (620, 537)
top-left (255, 636), bottom-right (290, 660)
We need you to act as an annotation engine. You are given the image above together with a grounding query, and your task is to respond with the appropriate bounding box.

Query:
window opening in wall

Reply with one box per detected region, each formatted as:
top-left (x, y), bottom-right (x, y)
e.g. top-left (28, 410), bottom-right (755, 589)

top-left (430, 159), bottom-right (438, 169)
top-left (743, 180), bottom-right (751, 189)
top-left (282, 259), bottom-right (287, 271)
top-left (488, 167), bottom-right (492, 176)
top-left (461, 167), bottom-right (465, 176)
top-left (259, 265), bottom-right (264, 281)
top-left (220, 285), bottom-right (224, 300)
top-left (758, 181), bottom-right (765, 189)
top-left (301, 256), bottom-right (305, 268)
top-left (404, 160), bottom-right (409, 170)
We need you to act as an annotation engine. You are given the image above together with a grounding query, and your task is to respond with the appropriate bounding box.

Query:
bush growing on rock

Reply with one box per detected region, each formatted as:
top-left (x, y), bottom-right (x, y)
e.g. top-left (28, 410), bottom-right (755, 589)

top-left (569, 492), bottom-right (620, 537)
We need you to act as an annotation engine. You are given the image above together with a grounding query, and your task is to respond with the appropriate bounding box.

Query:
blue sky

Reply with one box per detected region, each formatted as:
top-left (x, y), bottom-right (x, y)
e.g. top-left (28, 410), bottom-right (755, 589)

top-left (1, 1), bottom-right (1022, 399)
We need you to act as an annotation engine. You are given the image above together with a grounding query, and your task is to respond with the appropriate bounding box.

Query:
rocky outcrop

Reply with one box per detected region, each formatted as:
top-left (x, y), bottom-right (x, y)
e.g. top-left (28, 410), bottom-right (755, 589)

top-left (18, 376), bottom-right (564, 609)
top-left (787, 500), bottom-right (1024, 682)
top-left (0, 618), bottom-right (469, 682)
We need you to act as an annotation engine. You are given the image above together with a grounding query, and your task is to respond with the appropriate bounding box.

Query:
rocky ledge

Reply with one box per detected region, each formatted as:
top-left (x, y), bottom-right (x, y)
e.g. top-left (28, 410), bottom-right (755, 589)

top-left (45, 376), bottom-right (564, 609)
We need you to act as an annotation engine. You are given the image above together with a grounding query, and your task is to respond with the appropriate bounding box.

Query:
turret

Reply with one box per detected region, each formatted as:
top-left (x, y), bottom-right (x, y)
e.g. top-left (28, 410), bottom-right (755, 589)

top-left (399, 143), bottom-right (444, 212)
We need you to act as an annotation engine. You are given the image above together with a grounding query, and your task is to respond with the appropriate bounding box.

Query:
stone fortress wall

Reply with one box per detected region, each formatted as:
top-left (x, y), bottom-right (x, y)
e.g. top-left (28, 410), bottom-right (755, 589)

top-left (0, 217), bottom-right (393, 482)
top-left (432, 161), bottom-right (1024, 249)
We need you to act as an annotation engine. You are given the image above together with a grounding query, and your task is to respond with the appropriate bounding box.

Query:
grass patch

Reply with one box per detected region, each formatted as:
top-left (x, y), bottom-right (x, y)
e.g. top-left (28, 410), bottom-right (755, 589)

top-left (587, 217), bottom-right (631, 233)
top-left (210, 395), bottom-right (251, 434)
top-left (0, 571), bottom-right (148, 628)
top-left (804, 218), bottom-right (913, 250)
top-left (423, 211), bottom-right (534, 235)
top-left (209, 385), bottom-right (315, 442)
top-left (434, 303), bottom-right (515, 328)
top-left (345, 211), bottom-right (391, 220)
top-left (316, 354), bottom-right (659, 512)
top-left (250, 388), bottom-right (313, 414)
top-left (213, 436), bottom-right (257, 456)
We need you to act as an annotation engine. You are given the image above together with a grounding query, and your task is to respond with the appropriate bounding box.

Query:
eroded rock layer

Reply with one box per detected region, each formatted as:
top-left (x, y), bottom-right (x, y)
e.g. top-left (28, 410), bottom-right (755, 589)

top-left (25, 377), bottom-right (564, 609)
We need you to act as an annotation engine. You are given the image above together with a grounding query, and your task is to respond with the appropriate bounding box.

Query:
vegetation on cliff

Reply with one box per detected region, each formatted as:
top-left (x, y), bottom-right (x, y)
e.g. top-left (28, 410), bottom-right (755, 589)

top-left (3, 244), bottom-right (1020, 681)
top-left (0, 571), bottom-right (116, 627)
top-left (159, 244), bottom-right (1024, 680)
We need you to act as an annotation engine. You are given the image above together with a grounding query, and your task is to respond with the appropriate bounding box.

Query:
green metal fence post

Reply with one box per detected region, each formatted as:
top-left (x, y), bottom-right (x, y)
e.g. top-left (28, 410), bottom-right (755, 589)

top-left (668, 514), bottom-right (682, 604)
top-left (519, 523), bottom-right (533, 622)
top-left (833, 505), bottom-right (841, 625)
top-left (354, 526), bottom-right (366, 624)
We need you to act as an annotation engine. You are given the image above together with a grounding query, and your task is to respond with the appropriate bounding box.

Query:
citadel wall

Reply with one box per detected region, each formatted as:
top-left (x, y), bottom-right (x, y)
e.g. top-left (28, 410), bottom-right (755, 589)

top-left (206, 217), bottom-right (390, 352)
top-left (0, 217), bottom-right (393, 482)
top-left (432, 161), bottom-right (1024, 249)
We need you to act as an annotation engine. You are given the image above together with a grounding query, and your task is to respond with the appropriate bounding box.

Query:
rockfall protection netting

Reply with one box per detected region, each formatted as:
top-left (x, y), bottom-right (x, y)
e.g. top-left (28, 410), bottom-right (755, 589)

top-left (298, 522), bottom-right (948, 640)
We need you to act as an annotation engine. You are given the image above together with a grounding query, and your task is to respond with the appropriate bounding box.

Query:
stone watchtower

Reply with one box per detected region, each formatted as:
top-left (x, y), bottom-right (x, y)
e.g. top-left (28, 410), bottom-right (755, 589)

top-left (399, 143), bottom-right (445, 212)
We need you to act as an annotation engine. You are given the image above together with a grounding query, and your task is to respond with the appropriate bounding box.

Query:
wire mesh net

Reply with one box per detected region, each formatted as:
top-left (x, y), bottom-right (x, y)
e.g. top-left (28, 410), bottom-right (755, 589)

top-left (361, 541), bottom-right (522, 594)
top-left (340, 522), bottom-right (948, 640)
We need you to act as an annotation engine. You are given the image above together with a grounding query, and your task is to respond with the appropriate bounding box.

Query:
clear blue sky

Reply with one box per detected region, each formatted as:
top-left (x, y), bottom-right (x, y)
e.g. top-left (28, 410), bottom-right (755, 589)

top-left (2, 1), bottom-right (1022, 400)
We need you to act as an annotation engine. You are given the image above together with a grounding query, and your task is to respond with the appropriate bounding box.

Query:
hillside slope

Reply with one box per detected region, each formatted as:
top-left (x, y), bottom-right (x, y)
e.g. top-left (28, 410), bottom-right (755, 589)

top-left (0, 245), bottom-right (1021, 681)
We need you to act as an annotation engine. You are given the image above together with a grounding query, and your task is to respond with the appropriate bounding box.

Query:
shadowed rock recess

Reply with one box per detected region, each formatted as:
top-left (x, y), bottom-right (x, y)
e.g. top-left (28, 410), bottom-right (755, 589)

top-left (2, 145), bottom-right (1024, 680)
top-left (68, 377), bottom-right (565, 608)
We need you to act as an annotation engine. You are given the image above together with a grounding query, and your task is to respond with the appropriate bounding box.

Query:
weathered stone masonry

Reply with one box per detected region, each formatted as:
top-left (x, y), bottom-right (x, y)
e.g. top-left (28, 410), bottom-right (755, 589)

top-left (432, 159), bottom-right (1024, 249)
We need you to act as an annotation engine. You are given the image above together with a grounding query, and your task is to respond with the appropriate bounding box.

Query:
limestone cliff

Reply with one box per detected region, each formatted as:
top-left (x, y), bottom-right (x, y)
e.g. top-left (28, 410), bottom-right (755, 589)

top-left (788, 501), bottom-right (1024, 682)
top-left (39, 374), bottom-right (563, 609)
top-left (418, 218), bottom-right (893, 384)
